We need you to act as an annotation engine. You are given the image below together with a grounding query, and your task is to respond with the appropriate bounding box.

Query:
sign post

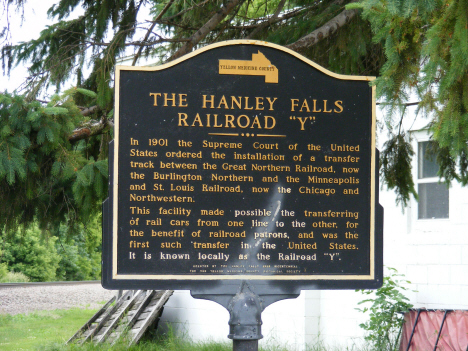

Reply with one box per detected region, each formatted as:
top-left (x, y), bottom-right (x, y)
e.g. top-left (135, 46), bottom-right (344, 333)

top-left (103, 40), bottom-right (383, 350)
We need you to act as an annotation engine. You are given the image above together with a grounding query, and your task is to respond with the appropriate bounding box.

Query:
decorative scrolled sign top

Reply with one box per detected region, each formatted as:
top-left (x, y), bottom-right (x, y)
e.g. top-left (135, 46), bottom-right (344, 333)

top-left (102, 40), bottom-right (383, 291)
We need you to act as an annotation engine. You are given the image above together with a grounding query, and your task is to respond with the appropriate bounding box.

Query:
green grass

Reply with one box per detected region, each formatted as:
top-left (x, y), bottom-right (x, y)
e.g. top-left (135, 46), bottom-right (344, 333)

top-left (0, 308), bottom-right (98, 351)
top-left (39, 340), bottom-right (234, 351)
top-left (38, 337), bottom-right (368, 351)
top-left (0, 308), bottom-right (271, 351)
top-left (1, 307), bottom-right (371, 351)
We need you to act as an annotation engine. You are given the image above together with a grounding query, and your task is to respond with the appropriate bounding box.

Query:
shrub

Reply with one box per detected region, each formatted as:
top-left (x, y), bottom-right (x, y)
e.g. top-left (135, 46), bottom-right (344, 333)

top-left (0, 217), bottom-right (102, 282)
top-left (54, 219), bottom-right (102, 281)
top-left (0, 271), bottom-right (30, 283)
top-left (0, 262), bottom-right (7, 279)
top-left (0, 228), bottom-right (61, 282)
top-left (356, 267), bottom-right (413, 351)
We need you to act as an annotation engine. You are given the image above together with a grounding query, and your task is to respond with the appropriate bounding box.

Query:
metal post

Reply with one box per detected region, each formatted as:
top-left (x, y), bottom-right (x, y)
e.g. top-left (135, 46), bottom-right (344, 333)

top-left (227, 281), bottom-right (263, 351)
top-left (191, 281), bottom-right (299, 351)
top-left (233, 340), bottom-right (258, 351)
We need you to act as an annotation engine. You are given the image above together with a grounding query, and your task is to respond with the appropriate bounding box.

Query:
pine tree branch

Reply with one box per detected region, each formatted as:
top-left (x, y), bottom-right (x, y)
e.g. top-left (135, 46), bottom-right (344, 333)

top-left (246, 0), bottom-right (287, 39)
top-left (28, 100), bottom-right (109, 141)
top-left (161, 0), bottom-right (211, 22)
top-left (222, 6), bottom-right (314, 30)
top-left (131, 0), bottom-right (175, 66)
top-left (69, 116), bottom-right (113, 142)
top-left (80, 105), bottom-right (99, 116)
top-left (168, 0), bottom-right (246, 62)
top-left (211, 0), bottom-right (245, 42)
top-left (83, 37), bottom-right (187, 47)
top-left (376, 102), bottom-right (421, 107)
top-left (0, 0), bottom-right (24, 47)
top-left (153, 21), bottom-right (198, 31)
top-left (286, 1), bottom-right (359, 52)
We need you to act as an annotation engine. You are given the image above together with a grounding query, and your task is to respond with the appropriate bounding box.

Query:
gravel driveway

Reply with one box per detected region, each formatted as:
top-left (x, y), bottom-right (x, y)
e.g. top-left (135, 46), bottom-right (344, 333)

top-left (0, 283), bottom-right (116, 315)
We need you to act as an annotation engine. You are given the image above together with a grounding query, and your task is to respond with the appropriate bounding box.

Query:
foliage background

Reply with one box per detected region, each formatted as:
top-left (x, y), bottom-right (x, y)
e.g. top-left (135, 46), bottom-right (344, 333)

top-left (0, 218), bottom-right (101, 282)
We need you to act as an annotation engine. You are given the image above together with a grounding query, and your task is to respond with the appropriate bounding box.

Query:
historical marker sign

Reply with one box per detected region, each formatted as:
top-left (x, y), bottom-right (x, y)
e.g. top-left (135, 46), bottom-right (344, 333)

top-left (102, 41), bottom-right (383, 290)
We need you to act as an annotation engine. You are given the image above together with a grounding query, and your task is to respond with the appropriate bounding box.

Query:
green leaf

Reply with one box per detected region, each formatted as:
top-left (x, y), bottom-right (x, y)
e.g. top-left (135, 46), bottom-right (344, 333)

top-left (357, 267), bottom-right (413, 349)
top-left (51, 161), bottom-right (62, 177)
top-left (1, 125), bottom-right (12, 137)
top-left (43, 107), bottom-right (69, 115)
top-left (76, 88), bottom-right (97, 98)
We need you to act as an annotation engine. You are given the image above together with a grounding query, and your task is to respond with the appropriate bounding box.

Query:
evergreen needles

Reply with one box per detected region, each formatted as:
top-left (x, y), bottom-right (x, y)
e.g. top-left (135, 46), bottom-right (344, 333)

top-left (0, 89), bottom-right (108, 234)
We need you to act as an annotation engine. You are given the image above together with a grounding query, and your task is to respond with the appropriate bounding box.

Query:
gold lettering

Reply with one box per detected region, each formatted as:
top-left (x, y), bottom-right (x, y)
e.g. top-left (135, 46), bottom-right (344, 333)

top-left (334, 100), bottom-right (344, 113)
top-left (250, 116), bottom-right (262, 129)
top-left (265, 116), bottom-right (276, 129)
top-left (266, 97), bottom-right (277, 111)
top-left (149, 93), bottom-right (161, 106)
top-left (178, 113), bottom-right (188, 126)
top-left (237, 115), bottom-right (250, 128)
top-left (191, 113), bottom-right (203, 127)
top-left (231, 96), bottom-right (242, 109)
top-left (313, 99), bottom-right (322, 112)
top-left (255, 97), bottom-right (264, 110)
top-left (300, 99), bottom-right (310, 112)
top-left (296, 116), bottom-right (308, 130)
top-left (179, 94), bottom-right (188, 107)
top-left (323, 100), bottom-right (332, 113)
top-left (291, 99), bottom-right (299, 112)
top-left (203, 95), bottom-right (215, 108)
top-left (164, 93), bottom-right (176, 107)
top-left (201, 209), bottom-right (224, 216)
top-left (217, 95), bottom-right (229, 109)
top-left (213, 114), bottom-right (223, 127)
top-left (244, 97), bottom-right (253, 110)
top-left (225, 115), bottom-right (235, 128)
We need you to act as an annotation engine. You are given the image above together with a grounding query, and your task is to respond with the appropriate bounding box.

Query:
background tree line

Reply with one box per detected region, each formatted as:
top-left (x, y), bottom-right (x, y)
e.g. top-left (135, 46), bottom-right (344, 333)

top-left (0, 218), bottom-right (101, 282)
top-left (0, 0), bottom-right (467, 280)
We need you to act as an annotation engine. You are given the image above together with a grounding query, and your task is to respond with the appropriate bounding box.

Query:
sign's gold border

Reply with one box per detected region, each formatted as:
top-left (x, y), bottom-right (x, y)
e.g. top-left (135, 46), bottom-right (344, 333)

top-left (112, 40), bottom-right (376, 281)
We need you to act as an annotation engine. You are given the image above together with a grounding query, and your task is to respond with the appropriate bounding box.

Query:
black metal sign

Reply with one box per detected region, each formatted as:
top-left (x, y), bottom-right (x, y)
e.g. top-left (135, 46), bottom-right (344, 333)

top-left (102, 40), bottom-right (383, 291)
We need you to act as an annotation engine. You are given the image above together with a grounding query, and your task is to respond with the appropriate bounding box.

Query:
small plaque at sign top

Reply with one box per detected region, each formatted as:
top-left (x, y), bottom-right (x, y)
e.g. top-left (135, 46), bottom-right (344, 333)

top-left (102, 40), bottom-right (383, 292)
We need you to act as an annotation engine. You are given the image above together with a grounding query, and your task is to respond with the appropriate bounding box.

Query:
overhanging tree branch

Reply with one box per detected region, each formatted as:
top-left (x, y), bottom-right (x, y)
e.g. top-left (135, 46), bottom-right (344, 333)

top-left (220, 6), bottom-right (314, 31)
top-left (161, 0), bottom-right (211, 22)
top-left (28, 101), bottom-right (111, 142)
top-left (286, 2), bottom-right (359, 52)
top-left (68, 116), bottom-right (113, 142)
top-left (246, 0), bottom-right (287, 39)
top-left (80, 105), bottom-right (99, 116)
top-left (376, 102), bottom-right (421, 107)
top-left (131, 0), bottom-right (175, 66)
top-left (168, 0), bottom-right (246, 62)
